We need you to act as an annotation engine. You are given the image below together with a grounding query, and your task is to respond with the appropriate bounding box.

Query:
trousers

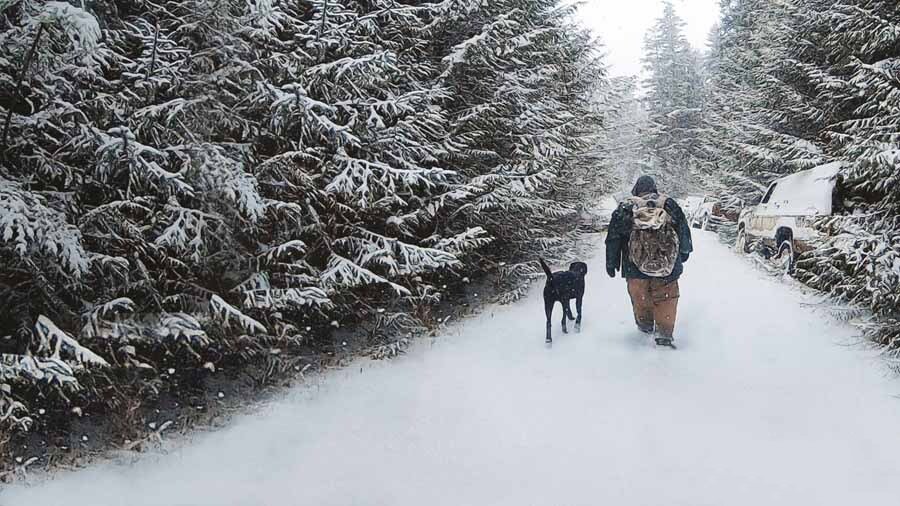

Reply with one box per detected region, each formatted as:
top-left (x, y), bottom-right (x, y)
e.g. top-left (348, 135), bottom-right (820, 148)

top-left (626, 278), bottom-right (680, 338)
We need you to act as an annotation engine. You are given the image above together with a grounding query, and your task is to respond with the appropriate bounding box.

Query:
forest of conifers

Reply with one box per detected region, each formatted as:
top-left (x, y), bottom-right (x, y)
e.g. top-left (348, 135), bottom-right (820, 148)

top-left (2, 0), bottom-right (900, 468)
top-left (642, 1), bottom-right (900, 360)
top-left (0, 0), bottom-right (619, 441)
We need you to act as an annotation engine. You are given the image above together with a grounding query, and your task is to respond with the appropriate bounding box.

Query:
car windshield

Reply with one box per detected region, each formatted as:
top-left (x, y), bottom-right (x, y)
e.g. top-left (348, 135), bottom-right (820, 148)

top-left (761, 183), bottom-right (777, 204)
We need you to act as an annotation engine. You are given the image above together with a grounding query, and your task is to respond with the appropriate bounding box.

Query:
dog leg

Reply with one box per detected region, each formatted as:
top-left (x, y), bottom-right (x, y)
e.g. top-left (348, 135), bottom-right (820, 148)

top-left (564, 299), bottom-right (575, 321)
top-left (575, 296), bottom-right (583, 332)
top-left (560, 301), bottom-right (568, 334)
top-left (544, 298), bottom-right (554, 343)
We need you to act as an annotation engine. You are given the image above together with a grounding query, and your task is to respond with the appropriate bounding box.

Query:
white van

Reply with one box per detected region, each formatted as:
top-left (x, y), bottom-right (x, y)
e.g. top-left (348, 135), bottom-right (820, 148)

top-left (735, 162), bottom-right (844, 272)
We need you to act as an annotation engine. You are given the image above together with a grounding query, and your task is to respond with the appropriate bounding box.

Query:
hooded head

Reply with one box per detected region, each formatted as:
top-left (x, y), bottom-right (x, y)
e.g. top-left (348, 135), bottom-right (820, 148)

top-left (632, 175), bottom-right (658, 197)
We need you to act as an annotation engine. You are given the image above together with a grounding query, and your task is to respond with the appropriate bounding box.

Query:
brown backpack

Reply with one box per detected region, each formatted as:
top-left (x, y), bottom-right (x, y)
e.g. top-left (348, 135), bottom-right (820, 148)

top-left (627, 194), bottom-right (680, 277)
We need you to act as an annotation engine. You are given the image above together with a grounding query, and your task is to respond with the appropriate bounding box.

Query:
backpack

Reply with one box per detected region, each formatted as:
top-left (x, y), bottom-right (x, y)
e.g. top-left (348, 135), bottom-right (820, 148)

top-left (627, 194), bottom-right (680, 277)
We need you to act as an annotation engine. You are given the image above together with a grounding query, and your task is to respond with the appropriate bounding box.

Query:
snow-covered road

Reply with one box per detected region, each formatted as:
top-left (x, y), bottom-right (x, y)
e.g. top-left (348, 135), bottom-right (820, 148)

top-left (6, 232), bottom-right (900, 505)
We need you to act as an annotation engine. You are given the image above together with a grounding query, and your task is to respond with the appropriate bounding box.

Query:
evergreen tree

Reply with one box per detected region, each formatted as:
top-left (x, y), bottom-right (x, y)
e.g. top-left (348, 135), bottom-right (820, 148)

top-left (792, 0), bottom-right (900, 357)
top-left (700, 0), bottom-right (834, 204)
top-left (596, 76), bottom-right (646, 191)
top-left (429, 0), bottom-right (610, 301)
top-left (0, 0), bottom-right (614, 434)
top-left (640, 0), bottom-right (704, 195)
top-left (701, 0), bottom-right (900, 357)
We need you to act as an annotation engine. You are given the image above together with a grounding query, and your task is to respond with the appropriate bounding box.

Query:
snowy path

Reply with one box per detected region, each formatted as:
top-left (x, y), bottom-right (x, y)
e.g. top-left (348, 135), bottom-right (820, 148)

top-left (6, 232), bottom-right (900, 505)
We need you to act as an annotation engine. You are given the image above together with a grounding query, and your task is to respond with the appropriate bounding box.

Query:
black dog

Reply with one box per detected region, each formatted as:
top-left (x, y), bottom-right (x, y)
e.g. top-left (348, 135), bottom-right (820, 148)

top-left (539, 258), bottom-right (588, 343)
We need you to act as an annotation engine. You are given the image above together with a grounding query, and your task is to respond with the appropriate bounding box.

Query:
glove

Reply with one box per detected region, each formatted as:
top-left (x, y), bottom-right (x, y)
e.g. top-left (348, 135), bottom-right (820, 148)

top-left (680, 252), bottom-right (690, 263)
top-left (606, 267), bottom-right (617, 278)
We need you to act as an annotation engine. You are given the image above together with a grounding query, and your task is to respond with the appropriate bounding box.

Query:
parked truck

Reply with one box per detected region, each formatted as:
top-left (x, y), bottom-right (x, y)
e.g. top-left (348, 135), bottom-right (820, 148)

top-left (735, 162), bottom-right (844, 273)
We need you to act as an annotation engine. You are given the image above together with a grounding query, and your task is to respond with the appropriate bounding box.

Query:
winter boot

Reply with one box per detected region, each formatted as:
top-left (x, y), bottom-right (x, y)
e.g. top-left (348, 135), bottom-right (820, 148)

top-left (655, 336), bottom-right (676, 348)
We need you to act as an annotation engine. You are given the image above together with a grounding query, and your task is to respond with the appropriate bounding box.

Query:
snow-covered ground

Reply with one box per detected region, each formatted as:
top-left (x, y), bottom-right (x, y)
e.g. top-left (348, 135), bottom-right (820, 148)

top-left (6, 232), bottom-right (900, 505)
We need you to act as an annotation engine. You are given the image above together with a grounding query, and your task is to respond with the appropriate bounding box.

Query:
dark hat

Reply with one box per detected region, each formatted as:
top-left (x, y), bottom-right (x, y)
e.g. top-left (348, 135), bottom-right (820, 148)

top-left (632, 175), bottom-right (658, 196)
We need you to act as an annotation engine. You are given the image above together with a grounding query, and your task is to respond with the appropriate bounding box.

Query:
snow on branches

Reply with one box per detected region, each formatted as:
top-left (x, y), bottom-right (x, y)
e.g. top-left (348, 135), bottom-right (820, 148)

top-left (433, 227), bottom-right (494, 255)
top-left (703, 0), bottom-right (900, 354)
top-left (1, 314), bottom-right (110, 432)
top-left (321, 254), bottom-right (411, 296)
top-left (0, 178), bottom-right (88, 278)
top-left (35, 315), bottom-right (108, 367)
top-left (335, 230), bottom-right (461, 277)
top-left (38, 2), bottom-right (103, 65)
top-left (326, 150), bottom-right (455, 207)
top-left (0, 0), bottom-right (614, 438)
top-left (154, 204), bottom-right (211, 263)
top-left (209, 295), bottom-right (267, 335)
top-left (187, 145), bottom-right (266, 223)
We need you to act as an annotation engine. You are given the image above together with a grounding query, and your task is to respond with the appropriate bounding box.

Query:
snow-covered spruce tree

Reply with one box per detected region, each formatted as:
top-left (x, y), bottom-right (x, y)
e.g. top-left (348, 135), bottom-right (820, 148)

top-left (0, 0), bottom-right (451, 431)
top-left (698, 0), bottom-right (827, 209)
top-left (694, 22), bottom-right (762, 215)
top-left (427, 0), bottom-right (611, 301)
top-left (791, 1), bottom-right (900, 358)
top-left (699, 0), bottom-right (771, 206)
top-left (595, 76), bottom-right (643, 192)
top-left (702, 0), bottom-right (900, 357)
top-left (0, 0), bottom-right (306, 433)
top-left (0, 0), bottom-right (119, 433)
top-left (700, 6), bottom-right (805, 203)
top-left (640, 1), bottom-right (704, 196)
top-left (0, 0), bottom-right (613, 441)
top-left (241, 0), bottom-right (488, 338)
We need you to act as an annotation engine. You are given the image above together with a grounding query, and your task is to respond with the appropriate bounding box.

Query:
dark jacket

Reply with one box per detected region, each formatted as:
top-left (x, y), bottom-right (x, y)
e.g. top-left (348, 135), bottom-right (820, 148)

top-left (605, 177), bottom-right (693, 283)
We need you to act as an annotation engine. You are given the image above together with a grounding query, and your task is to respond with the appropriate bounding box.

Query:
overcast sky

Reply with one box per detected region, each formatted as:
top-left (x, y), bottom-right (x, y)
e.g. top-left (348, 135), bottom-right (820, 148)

top-left (576, 0), bottom-right (720, 77)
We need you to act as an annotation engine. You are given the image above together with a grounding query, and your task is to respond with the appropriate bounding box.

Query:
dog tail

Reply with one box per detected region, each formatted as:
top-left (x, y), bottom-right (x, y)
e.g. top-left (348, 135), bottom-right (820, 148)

top-left (538, 258), bottom-right (553, 280)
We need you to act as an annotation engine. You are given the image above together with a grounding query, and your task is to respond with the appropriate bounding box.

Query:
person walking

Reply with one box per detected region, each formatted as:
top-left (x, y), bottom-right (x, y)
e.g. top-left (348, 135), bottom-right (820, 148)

top-left (605, 176), bottom-right (693, 347)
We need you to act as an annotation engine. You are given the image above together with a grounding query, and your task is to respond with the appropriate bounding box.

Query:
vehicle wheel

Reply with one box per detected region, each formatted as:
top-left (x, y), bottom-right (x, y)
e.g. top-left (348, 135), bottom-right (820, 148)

top-left (776, 239), bottom-right (796, 275)
top-left (735, 226), bottom-right (750, 254)
top-left (701, 214), bottom-right (710, 231)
